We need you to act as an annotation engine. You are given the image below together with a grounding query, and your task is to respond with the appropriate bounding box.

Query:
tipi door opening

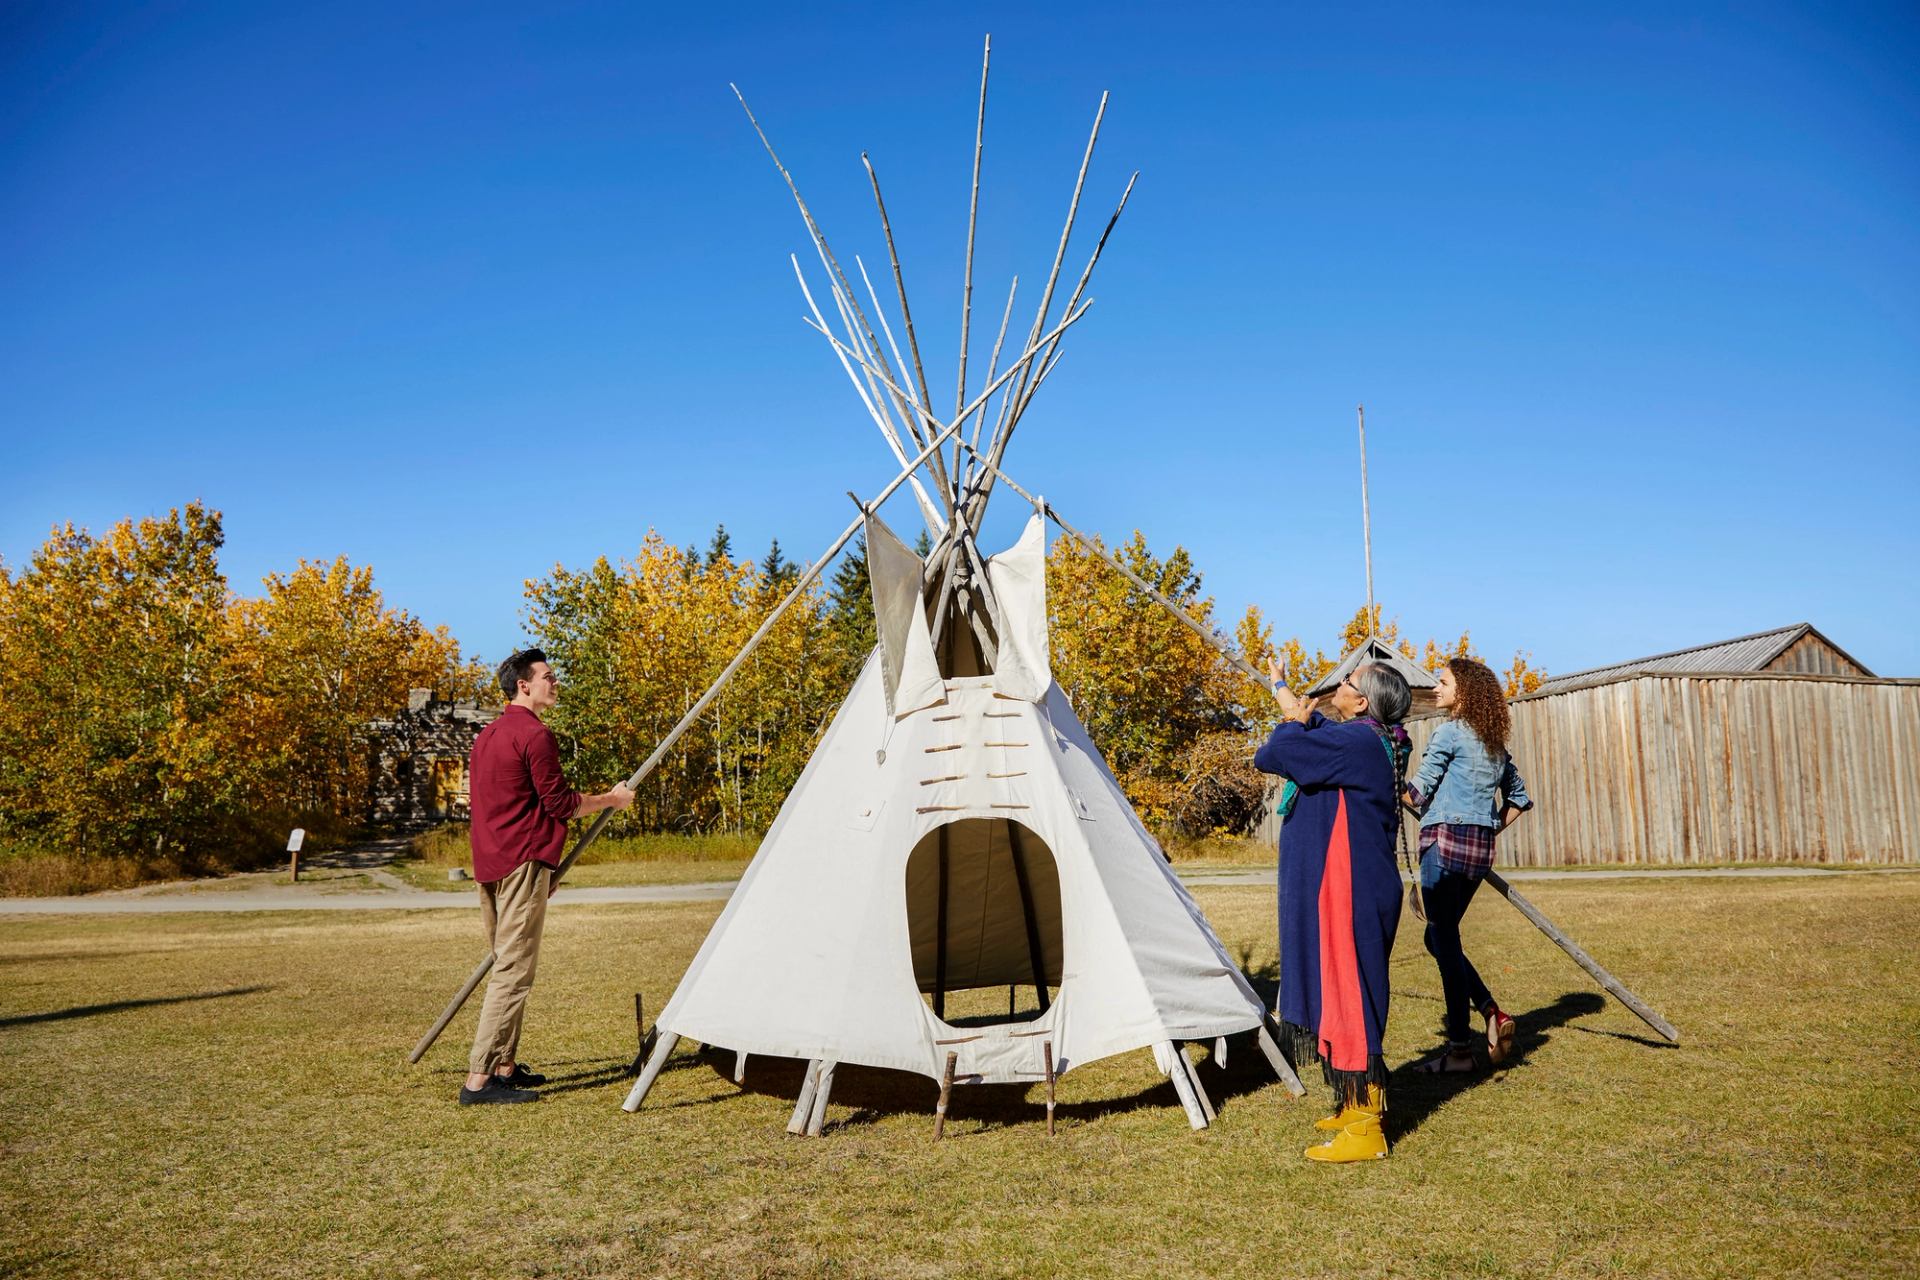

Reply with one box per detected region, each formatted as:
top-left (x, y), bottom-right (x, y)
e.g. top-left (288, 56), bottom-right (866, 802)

top-left (904, 817), bottom-right (1062, 1026)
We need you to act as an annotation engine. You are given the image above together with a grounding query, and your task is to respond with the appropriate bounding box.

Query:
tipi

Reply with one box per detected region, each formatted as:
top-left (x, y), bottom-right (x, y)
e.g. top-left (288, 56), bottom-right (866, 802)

top-left (619, 43), bottom-right (1302, 1133)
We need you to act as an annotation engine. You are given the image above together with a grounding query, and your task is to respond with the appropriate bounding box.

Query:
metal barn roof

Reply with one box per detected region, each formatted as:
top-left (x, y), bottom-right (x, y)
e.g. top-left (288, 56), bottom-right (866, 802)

top-left (1305, 637), bottom-right (1440, 697)
top-left (1531, 623), bottom-right (1873, 695)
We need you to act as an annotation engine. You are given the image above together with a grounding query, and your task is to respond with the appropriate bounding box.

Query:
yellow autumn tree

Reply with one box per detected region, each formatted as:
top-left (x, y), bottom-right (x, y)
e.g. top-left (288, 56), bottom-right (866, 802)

top-left (1417, 631), bottom-right (1475, 672)
top-left (0, 504), bottom-right (232, 866)
top-left (221, 556), bottom-right (489, 832)
top-left (1502, 651), bottom-right (1547, 696)
top-left (732, 544), bottom-right (841, 828)
top-left (0, 504), bottom-right (495, 880)
top-left (1046, 531), bottom-right (1263, 828)
top-left (525, 530), bottom-right (841, 834)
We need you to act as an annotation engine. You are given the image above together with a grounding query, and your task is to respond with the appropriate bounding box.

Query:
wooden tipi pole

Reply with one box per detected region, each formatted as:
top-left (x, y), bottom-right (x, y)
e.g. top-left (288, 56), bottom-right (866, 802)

top-left (1485, 872), bottom-right (1680, 1043)
top-left (954, 33), bottom-right (990, 491)
top-left (1357, 404), bottom-right (1376, 640)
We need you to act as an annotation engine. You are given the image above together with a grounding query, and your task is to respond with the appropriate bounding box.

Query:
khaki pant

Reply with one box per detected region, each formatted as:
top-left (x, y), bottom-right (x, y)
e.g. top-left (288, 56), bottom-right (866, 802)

top-left (467, 859), bottom-right (551, 1075)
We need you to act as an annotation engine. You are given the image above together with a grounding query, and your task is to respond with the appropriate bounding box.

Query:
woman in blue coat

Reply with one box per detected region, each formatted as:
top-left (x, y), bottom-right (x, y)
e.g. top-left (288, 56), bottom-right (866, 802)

top-left (1255, 662), bottom-right (1413, 1163)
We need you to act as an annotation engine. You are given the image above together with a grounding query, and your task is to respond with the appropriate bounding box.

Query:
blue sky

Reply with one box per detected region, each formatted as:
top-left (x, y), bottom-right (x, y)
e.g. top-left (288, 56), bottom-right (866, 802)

top-left (5, 2), bottom-right (1916, 677)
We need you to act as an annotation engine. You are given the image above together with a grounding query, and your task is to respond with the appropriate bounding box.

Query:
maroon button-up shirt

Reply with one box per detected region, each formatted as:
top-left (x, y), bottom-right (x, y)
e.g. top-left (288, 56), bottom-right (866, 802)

top-left (468, 704), bottom-right (581, 884)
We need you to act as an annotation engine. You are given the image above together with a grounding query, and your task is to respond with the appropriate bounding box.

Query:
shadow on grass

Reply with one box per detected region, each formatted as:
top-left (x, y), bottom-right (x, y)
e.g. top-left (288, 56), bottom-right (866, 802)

top-left (1235, 949), bottom-right (1280, 1013)
top-left (543, 1060), bottom-right (649, 1098)
top-left (647, 1032), bottom-right (1294, 1136)
top-left (1386, 991), bottom-right (1607, 1140)
top-left (0, 984), bottom-right (271, 1029)
top-left (0, 949), bottom-right (179, 968)
top-left (1561, 1021), bottom-right (1679, 1050)
top-left (422, 1052), bottom-right (713, 1099)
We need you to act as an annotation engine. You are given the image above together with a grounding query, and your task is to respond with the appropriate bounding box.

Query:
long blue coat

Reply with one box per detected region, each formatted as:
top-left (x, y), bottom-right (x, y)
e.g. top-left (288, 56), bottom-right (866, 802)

top-left (1255, 712), bottom-right (1405, 1103)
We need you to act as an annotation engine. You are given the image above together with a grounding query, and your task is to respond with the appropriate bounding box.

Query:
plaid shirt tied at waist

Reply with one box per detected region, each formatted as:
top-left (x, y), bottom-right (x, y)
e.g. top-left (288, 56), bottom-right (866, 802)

top-left (1404, 782), bottom-right (1499, 878)
top-left (1418, 821), bottom-right (1498, 878)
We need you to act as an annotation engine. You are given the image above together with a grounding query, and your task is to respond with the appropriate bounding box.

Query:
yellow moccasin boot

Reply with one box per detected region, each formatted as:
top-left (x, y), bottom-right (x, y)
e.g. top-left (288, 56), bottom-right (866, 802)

top-left (1304, 1086), bottom-right (1387, 1162)
top-left (1314, 1104), bottom-right (1365, 1132)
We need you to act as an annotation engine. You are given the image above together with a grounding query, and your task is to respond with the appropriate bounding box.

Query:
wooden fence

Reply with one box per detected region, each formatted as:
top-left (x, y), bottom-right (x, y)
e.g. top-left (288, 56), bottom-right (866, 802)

top-left (1404, 672), bottom-right (1920, 866)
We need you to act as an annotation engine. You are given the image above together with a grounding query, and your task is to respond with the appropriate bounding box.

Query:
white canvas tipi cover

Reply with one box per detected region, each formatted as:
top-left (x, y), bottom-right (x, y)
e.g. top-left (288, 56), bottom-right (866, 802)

top-left (627, 516), bottom-right (1281, 1117)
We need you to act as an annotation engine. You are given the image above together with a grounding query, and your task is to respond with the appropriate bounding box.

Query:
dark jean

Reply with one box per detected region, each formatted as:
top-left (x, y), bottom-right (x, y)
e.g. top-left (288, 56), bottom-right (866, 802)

top-left (1422, 868), bottom-right (1493, 1046)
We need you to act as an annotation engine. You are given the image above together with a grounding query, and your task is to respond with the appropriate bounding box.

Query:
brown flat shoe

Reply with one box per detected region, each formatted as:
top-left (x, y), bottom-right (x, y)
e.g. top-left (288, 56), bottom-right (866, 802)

top-left (1487, 1010), bottom-right (1517, 1065)
top-left (1415, 1050), bottom-right (1477, 1074)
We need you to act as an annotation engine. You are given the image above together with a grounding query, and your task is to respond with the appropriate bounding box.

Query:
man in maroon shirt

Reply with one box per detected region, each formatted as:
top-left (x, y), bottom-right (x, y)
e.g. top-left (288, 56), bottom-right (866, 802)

top-left (460, 648), bottom-right (633, 1105)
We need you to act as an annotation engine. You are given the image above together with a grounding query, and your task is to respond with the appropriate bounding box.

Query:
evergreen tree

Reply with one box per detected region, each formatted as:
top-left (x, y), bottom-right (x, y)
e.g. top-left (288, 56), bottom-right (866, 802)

top-left (913, 529), bottom-right (932, 558)
top-left (827, 535), bottom-right (875, 685)
top-left (706, 523), bottom-right (733, 568)
top-left (760, 537), bottom-right (798, 588)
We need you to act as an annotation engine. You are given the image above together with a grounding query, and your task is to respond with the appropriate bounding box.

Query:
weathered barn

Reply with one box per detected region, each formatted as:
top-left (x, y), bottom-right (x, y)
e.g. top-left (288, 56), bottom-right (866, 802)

top-left (1529, 622), bottom-right (1874, 693)
top-left (1306, 636), bottom-right (1441, 717)
top-left (1407, 623), bottom-right (1918, 866)
top-left (365, 689), bottom-right (500, 827)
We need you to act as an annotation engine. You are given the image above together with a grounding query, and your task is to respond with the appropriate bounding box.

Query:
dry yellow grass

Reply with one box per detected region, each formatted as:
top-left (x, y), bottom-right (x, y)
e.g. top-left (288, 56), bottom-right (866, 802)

top-left (0, 849), bottom-right (188, 897)
top-left (2, 875), bottom-right (1916, 1278)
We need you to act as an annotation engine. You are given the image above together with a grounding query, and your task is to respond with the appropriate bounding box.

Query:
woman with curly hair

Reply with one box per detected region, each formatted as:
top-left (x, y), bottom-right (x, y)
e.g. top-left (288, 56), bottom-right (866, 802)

top-left (1405, 656), bottom-right (1533, 1073)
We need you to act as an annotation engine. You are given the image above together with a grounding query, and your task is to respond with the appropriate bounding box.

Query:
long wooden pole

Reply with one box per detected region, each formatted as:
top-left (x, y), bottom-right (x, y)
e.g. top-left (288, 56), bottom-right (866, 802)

top-left (926, 540), bottom-right (968, 661)
top-left (824, 269), bottom-right (946, 523)
top-left (1005, 821), bottom-right (1051, 1014)
top-left (790, 256), bottom-right (943, 535)
top-left (998, 174), bottom-right (1136, 439)
top-left (408, 419), bottom-right (967, 1064)
top-left (1043, 1039), bottom-right (1056, 1136)
top-left (954, 34), bottom-right (991, 489)
top-left (934, 1051), bottom-right (957, 1140)
top-left (955, 96), bottom-right (1113, 524)
top-left (621, 1032), bottom-right (680, 1112)
top-left (970, 169), bottom-right (1135, 533)
top-left (1002, 94), bottom-right (1106, 425)
top-left (804, 300), bottom-right (1091, 556)
top-left (967, 276), bottom-right (1019, 478)
top-left (804, 1060), bottom-right (837, 1136)
top-left (1255, 1022), bottom-right (1308, 1096)
top-left (862, 154), bottom-right (953, 503)
top-left (933, 824), bottom-right (949, 1020)
top-left (956, 531), bottom-right (1007, 657)
top-left (803, 297), bottom-right (1091, 644)
top-left (785, 1059), bottom-right (823, 1133)
top-left (408, 954), bottom-right (493, 1065)
top-left (855, 255), bottom-right (925, 442)
top-left (1161, 1041), bottom-right (1208, 1130)
top-left (733, 84), bottom-right (955, 524)
top-left (1484, 871), bottom-right (1681, 1043)
top-left (959, 446), bottom-right (1271, 690)
top-left (1179, 1045), bottom-right (1217, 1124)
top-left (1357, 404), bottom-right (1375, 639)
top-left (804, 299), bottom-right (1092, 451)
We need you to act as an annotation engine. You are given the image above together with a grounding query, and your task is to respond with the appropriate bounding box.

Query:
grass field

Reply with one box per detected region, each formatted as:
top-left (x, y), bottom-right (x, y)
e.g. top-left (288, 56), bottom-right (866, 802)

top-left (3, 875), bottom-right (1916, 1278)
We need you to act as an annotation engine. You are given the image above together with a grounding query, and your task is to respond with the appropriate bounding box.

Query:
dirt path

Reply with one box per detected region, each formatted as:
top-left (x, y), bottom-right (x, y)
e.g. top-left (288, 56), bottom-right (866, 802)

top-left (3, 844), bottom-right (1914, 916)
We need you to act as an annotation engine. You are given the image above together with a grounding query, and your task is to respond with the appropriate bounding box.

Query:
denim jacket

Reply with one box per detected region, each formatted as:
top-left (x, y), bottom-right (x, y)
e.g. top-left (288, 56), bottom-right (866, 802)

top-left (1408, 718), bottom-right (1532, 828)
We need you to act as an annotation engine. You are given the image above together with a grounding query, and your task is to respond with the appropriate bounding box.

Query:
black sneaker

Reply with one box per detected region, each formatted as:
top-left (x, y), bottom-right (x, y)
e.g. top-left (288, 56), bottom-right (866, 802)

top-left (459, 1077), bottom-right (539, 1105)
top-left (499, 1064), bottom-right (548, 1088)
